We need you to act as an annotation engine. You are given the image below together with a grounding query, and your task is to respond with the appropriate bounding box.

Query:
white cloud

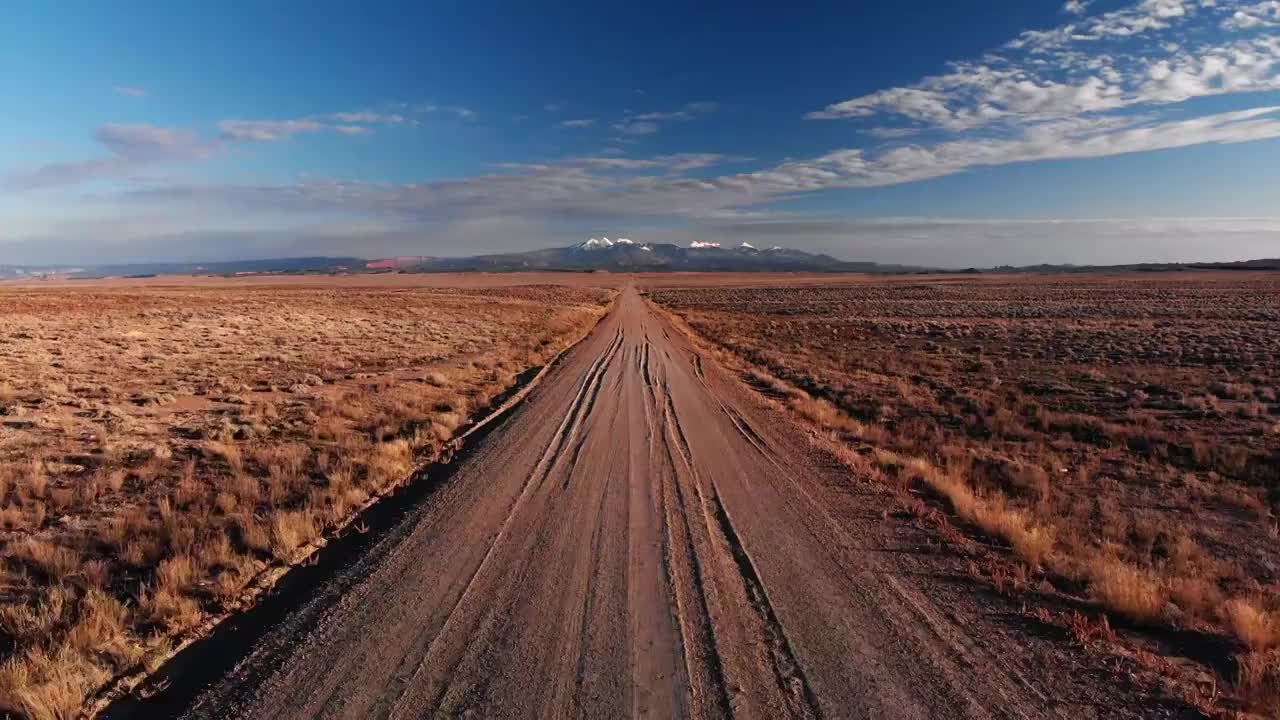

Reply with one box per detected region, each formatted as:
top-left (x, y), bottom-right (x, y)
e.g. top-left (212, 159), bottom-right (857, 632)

top-left (218, 118), bottom-right (325, 142)
top-left (4, 124), bottom-right (213, 190)
top-left (410, 103), bottom-right (477, 119)
top-left (16, 103), bottom-right (1280, 263)
top-left (221, 109), bottom-right (412, 141)
top-left (611, 101), bottom-right (719, 136)
top-left (5, 106), bottom-right (410, 189)
top-left (654, 153), bottom-right (748, 171)
top-left (1222, 0), bottom-right (1280, 28)
top-left (101, 106), bottom-right (1280, 225)
top-left (865, 127), bottom-right (925, 138)
top-left (331, 111), bottom-right (404, 124)
top-left (11, 0), bottom-right (1280, 264)
top-left (113, 85), bottom-right (147, 98)
top-left (810, 0), bottom-right (1280, 130)
top-left (7, 211), bottom-right (1275, 267)
top-left (693, 216), bottom-right (1280, 267)
top-left (564, 153), bottom-right (746, 172)
top-left (614, 120), bottom-right (660, 135)
top-left (630, 110), bottom-right (692, 121)
top-left (1139, 37), bottom-right (1280, 101)
top-left (95, 125), bottom-right (208, 158)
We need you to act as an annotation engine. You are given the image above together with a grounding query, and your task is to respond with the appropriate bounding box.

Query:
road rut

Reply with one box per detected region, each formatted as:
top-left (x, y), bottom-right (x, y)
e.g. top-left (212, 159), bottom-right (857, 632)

top-left (134, 286), bottom-right (1117, 719)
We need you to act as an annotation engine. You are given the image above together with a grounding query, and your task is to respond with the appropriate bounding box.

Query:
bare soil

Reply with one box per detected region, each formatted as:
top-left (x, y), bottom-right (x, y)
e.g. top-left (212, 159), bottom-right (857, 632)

top-left (4, 271), bottom-right (1275, 718)
top-left (113, 286), bottom-right (1194, 719)
top-left (648, 272), bottom-right (1280, 715)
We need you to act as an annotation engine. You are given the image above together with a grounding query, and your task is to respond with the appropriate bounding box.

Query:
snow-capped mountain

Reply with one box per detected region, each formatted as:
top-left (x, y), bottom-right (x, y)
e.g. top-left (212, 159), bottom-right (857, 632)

top-left (411, 240), bottom-right (868, 272)
top-left (579, 237), bottom-right (636, 250)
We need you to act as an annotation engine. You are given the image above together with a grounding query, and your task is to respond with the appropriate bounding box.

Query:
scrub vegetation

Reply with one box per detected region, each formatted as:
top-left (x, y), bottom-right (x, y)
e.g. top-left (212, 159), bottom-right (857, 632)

top-left (650, 272), bottom-right (1280, 715)
top-left (0, 280), bottom-right (611, 719)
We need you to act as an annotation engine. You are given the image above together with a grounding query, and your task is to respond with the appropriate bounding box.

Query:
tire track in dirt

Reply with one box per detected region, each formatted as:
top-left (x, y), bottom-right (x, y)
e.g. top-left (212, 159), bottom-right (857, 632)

top-left (656, 398), bottom-right (735, 720)
top-left (129, 285), bottom-right (1143, 720)
top-left (703, 485), bottom-right (821, 720)
top-left (374, 327), bottom-right (626, 718)
top-left (399, 328), bottom-right (630, 718)
top-left (661, 381), bottom-right (819, 719)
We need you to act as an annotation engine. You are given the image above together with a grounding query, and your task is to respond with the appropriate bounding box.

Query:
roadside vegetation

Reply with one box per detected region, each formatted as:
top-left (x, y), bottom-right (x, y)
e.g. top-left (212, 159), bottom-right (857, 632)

top-left (0, 281), bottom-right (612, 719)
top-left (650, 273), bottom-right (1280, 716)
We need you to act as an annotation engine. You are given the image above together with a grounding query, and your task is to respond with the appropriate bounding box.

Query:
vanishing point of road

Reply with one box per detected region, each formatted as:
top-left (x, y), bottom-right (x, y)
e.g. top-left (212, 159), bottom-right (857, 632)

top-left (129, 287), bottom-right (1117, 719)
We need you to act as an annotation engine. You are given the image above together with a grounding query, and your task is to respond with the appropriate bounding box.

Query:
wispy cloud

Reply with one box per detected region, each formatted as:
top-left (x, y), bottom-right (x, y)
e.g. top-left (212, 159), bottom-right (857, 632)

top-left (1063, 0), bottom-right (1092, 15)
top-left (557, 153), bottom-right (748, 171)
top-left (413, 104), bottom-right (477, 119)
top-left (611, 101), bottom-right (719, 136)
top-left (218, 118), bottom-right (325, 142)
top-left (613, 120), bottom-right (660, 135)
top-left (9, 210), bottom-right (1275, 267)
top-left (220, 109), bottom-right (409, 142)
top-left (690, 216), bottom-right (1280, 266)
top-left (10, 0), bottom-right (1280, 258)
top-left (93, 103), bottom-right (1279, 231)
top-left (331, 111), bottom-right (404, 124)
top-left (5, 107), bottom-right (403, 189)
top-left (1222, 0), bottom-right (1280, 29)
top-left (113, 85), bottom-right (147, 98)
top-left (3, 124), bottom-right (213, 190)
top-left (808, 0), bottom-right (1280, 130)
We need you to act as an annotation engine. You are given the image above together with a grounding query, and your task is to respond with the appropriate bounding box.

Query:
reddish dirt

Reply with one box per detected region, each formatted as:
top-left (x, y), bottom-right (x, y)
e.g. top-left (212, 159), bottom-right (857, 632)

top-left (119, 285), bottom-right (1193, 719)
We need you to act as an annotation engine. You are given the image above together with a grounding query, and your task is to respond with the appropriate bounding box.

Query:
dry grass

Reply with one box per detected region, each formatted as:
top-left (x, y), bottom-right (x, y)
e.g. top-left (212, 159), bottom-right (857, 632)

top-left (651, 272), bottom-right (1280, 714)
top-left (1224, 599), bottom-right (1280, 653)
top-left (1237, 651), bottom-right (1280, 711)
top-left (0, 279), bottom-right (612, 719)
top-left (1086, 557), bottom-right (1167, 624)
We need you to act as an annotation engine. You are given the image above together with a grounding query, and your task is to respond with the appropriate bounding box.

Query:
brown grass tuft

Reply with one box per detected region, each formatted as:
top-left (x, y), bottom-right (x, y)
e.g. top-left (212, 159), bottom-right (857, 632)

top-left (1223, 598), bottom-right (1279, 653)
top-left (1086, 557), bottom-right (1166, 624)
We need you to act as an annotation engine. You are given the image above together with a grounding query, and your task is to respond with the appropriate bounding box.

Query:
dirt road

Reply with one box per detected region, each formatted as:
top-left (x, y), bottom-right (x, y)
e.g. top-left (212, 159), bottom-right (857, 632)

top-left (137, 287), bottom-right (1152, 719)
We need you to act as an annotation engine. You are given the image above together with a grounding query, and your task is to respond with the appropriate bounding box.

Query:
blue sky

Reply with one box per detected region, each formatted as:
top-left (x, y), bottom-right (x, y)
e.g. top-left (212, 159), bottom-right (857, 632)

top-left (2, 0), bottom-right (1279, 266)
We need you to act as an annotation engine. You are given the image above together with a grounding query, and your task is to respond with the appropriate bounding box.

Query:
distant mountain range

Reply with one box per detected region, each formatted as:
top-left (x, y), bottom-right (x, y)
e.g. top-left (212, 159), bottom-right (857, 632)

top-left (0, 257), bottom-right (363, 280)
top-left (2, 240), bottom-right (1278, 279)
top-left (406, 238), bottom-right (912, 273)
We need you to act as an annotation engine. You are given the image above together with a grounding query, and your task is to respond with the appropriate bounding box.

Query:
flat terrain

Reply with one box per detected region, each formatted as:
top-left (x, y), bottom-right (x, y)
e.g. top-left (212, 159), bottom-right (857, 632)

top-left (111, 286), bottom-right (1176, 719)
top-left (650, 272), bottom-right (1280, 714)
top-left (0, 281), bottom-right (611, 718)
top-left (2, 271), bottom-right (1276, 718)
